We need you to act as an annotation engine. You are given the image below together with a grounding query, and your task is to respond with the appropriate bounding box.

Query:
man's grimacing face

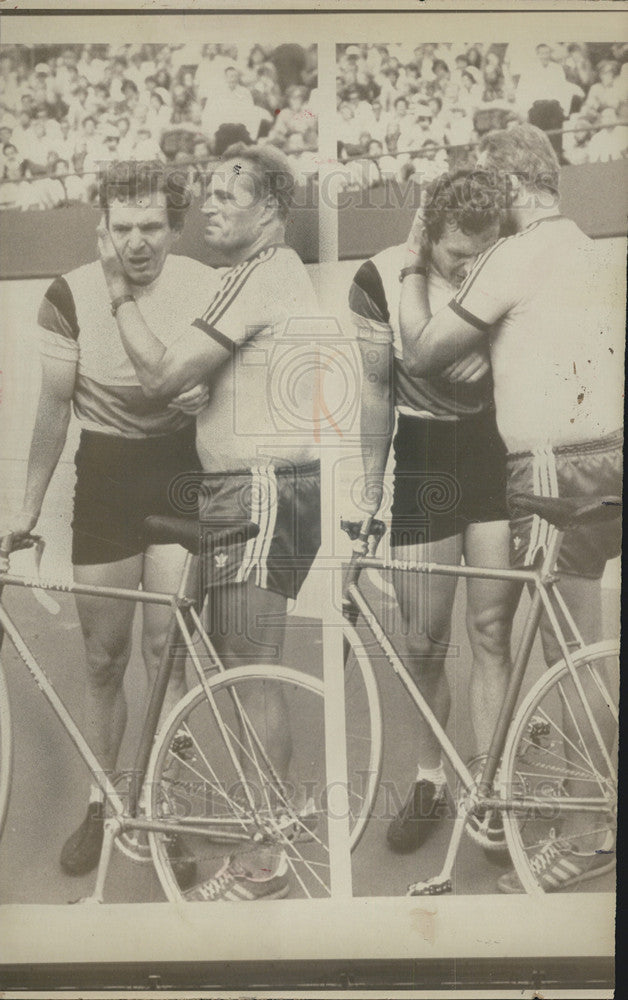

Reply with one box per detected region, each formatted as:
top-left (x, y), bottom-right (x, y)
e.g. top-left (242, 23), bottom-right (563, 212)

top-left (106, 192), bottom-right (179, 286)
top-left (430, 219), bottom-right (500, 287)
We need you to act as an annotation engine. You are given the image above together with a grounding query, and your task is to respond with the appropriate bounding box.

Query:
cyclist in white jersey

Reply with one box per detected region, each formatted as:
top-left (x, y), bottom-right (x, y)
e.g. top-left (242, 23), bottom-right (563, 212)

top-left (350, 170), bottom-right (521, 856)
top-left (8, 161), bottom-right (218, 882)
top-left (98, 143), bottom-right (321, 901)
top-left (398, 124), bottom-right (622, 892)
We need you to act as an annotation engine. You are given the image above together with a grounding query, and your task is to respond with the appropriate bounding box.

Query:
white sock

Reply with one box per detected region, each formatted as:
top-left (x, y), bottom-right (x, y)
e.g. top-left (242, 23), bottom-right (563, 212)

top-left (89, 783), bottom-right (105, 805)
top-left (416, 763), bottom-right (447, 790)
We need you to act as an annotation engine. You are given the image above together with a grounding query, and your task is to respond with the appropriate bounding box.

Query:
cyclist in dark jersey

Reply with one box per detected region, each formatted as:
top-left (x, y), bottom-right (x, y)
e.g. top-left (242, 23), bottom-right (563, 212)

top-left (351, 170), bottom-right (520, 856)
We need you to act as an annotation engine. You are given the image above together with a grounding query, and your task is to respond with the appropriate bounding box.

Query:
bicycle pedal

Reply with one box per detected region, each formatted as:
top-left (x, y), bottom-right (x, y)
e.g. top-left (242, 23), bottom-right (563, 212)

top-left (171, 732), bottom-right (195, 761)
top-left (406, 877), bottom-right (452, 896)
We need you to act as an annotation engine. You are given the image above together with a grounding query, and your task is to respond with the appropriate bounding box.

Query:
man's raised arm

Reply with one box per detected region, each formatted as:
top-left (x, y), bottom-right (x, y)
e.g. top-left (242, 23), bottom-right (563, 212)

top-left (98, 222), bottom-right (240, 399)
top-left (399, 210), bottom-right (488, 377)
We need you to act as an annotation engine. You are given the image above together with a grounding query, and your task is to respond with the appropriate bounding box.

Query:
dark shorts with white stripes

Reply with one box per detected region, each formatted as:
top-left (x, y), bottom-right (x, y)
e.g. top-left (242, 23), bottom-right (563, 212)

top-left (507, 429), bottom-right (623, 579)
top-left (194, 460), bottom-right (321, 600)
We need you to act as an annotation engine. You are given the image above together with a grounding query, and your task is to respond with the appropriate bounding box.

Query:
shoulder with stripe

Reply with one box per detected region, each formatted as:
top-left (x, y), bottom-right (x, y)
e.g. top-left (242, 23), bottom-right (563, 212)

top-left (454, 232), bottom-right (522, 304)
top-left (198, 245), bottom-right (279, 327)
top-left (38, 272), bottom-right (81, 340)
top-left (350, 248), bottom-right (399, 325)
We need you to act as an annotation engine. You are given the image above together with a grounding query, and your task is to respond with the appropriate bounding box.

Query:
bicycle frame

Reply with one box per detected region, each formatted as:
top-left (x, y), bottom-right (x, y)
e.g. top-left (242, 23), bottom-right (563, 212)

top-left (342, 520), bottom-right (603, 807)
top-left (0, 560), bottom-right (195, 824)
top-left (0, 540), bottom-right (317, 901)
top-left (0, 548), bottom-right (268, 850)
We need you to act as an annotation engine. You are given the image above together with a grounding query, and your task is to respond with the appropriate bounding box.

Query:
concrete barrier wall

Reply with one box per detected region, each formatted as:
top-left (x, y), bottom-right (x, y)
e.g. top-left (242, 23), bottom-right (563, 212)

top-left (0, 160), bottom-right (626, 279)
top-left (337, 159), bottom-right (628, 260)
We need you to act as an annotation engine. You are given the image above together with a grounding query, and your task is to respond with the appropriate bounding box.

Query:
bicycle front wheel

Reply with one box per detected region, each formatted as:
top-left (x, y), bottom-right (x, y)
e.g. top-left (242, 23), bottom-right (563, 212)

top-left (146, 665), bottom-right (328, 901)
top-left (344, 625), bottom-right (383, 850)
top-left (501, 641), bottom-right (618, 894)
top-left (0, 658), bottom-right (12, 840)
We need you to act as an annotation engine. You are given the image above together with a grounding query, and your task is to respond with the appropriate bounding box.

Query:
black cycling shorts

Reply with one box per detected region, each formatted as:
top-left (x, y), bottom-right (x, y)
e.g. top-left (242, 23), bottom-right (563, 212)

top-left (72, 426), bottom-right (201, 565)
top-left (390, 409), bottom-right (509, 547)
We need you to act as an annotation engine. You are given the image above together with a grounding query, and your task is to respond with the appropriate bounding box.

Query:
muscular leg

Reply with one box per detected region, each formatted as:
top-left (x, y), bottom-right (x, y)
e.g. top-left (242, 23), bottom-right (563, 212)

top-left (141, 543), bottom-right (190, 724)
top-left (464, 520), bottom-right (522, 758)
top-left (391, 534), bottom-right (463, 772)
top-left (73, 555), bottom-right (144, 777)
top-left (208, 578), bottom-right (291, 786)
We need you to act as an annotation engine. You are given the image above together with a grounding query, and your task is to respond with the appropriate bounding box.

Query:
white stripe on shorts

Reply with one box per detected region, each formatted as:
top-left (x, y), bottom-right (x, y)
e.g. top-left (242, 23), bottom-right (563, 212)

top-left (524, 447), bottom-right (558, 567)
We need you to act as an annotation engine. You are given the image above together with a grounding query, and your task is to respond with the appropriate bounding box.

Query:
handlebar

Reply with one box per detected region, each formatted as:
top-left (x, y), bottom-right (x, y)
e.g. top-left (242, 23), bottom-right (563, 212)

top-left (341, 517), bottom-right (386, 555)
top-left (0, 533), bottom-right (44, 572)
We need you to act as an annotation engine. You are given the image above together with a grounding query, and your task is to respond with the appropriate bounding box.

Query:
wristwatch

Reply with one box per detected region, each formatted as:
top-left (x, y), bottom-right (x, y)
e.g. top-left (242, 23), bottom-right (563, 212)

top-left (110, 293), bottom-right (135, 316)
top-left (399, 265), bottom-right (428, 282)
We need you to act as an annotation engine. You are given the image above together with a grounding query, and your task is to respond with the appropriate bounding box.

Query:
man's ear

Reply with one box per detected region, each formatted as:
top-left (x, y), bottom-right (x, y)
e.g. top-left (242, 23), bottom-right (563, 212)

top-left (260, 195), bottom-right (277, 225)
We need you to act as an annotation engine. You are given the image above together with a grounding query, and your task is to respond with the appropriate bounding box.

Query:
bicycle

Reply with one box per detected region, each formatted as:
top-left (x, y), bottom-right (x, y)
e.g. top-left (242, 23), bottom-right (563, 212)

top-left (340, 492), bottom-right (620, 896)
top-left (0, 514), bottom-right (329, 903)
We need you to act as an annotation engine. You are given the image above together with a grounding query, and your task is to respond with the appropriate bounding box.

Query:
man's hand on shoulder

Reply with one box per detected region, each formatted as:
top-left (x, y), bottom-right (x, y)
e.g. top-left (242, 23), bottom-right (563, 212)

top-left (441, 350), bottom-right (490, 384)
top-left (168, 382), bottom-right (210, 415)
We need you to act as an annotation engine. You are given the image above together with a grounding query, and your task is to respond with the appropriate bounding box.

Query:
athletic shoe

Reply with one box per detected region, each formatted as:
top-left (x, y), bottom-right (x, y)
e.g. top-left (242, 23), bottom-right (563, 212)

top-left (497, 831), bottom-right (616, 893)
top-left (60, 802), bottom-right (104, 876)
top-left (387, 780), bottom-right (452, 853)
top-left (184, 847), bottom-right (290, 901)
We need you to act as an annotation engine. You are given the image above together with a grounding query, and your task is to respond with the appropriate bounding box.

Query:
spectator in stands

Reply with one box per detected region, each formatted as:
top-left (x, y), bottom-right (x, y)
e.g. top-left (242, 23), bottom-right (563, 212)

top-left (67, 84), bottom-right (94, 132)
top-left (284, 131), bottom-right (318, 183)
top-left (428, 96), bottom-right (448, 143)
top-left (344, 86), bottom-right (375, 133)
top-left (115, 115), bottom-right (134, 158)
top-left (366, 98), bottom-right (390, 143)
top-left (201, 65), bottom-right (254, 146)
top-left (585, 106), bottom-right (628, 162)
top-left (403, 137), bottom-right (448, 184)
top-left (516, 43), bottom-right (574, 117)
top-left (147, 88), bottom-right (172, 134)
top-left (77, 45), bottom-right (106, 87)
top-left (582, 60), bottom-right (628, 117)
top-left (11, 108), bottom-right (33, 159)
top-left (132, 123), bottom-right (164, 161)
top-left (54, 117), bottom-right (77, 164)
top-left (458, 66), bottom-right (483, 112)
top-left (269, 84), bottom-right (313, 143)
top-left (398, 103), bottom-right (436, 153)
top-left (563, 43), bottom-right (595, 92)
top-left (444, 103), bottom-right (474, 147)
top-left (337, 101), bottom-right (362, 155)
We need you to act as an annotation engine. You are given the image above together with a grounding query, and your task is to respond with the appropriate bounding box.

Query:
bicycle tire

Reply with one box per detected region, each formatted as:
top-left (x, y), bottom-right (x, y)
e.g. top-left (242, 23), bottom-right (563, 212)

top-left (146, 665), bottom-right (329, 901)
top-left (344, 624), bottom-right (384, 851)
top-left (0, 659), bottom-right (12, 841)
top-left (501, 641), bottom-right (618, 895)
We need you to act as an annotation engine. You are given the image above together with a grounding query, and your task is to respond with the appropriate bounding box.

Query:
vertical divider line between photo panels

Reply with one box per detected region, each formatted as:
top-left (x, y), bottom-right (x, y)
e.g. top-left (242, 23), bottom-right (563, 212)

top-left (317, 37), bottom-right (354, 901)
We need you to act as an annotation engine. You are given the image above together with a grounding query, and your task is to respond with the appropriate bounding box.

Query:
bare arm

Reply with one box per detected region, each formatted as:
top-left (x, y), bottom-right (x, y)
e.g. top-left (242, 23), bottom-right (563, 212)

top-left (356, 337), bottom-right (394, 517)
top-left (111, 299), bottom-right (232, 398)
top-left (14, 353), bottom-right (75, 535)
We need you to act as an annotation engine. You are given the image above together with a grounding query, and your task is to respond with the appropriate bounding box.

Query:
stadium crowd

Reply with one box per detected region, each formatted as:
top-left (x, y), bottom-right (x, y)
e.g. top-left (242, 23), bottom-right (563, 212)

top-left (335, 41), bottom-right (628, 189)
top-left (0, 42), bottom-right (319, 209)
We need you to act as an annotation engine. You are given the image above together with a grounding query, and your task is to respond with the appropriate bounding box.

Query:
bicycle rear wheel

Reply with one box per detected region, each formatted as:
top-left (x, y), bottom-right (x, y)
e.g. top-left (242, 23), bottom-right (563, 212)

top-left (0, 659), bottom-right (12, 840)
top-left (146, 665), bottom-right (328, 901)
top-left (501, 641), bottom-right (618, 894)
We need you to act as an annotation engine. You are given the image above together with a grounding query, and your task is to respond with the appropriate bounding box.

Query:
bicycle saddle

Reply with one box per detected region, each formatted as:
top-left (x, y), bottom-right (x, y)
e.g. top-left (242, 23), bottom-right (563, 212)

top-left (507, 493), bottom-right (622, 530)
top-left (144, 515), bottom-right (259, 556)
